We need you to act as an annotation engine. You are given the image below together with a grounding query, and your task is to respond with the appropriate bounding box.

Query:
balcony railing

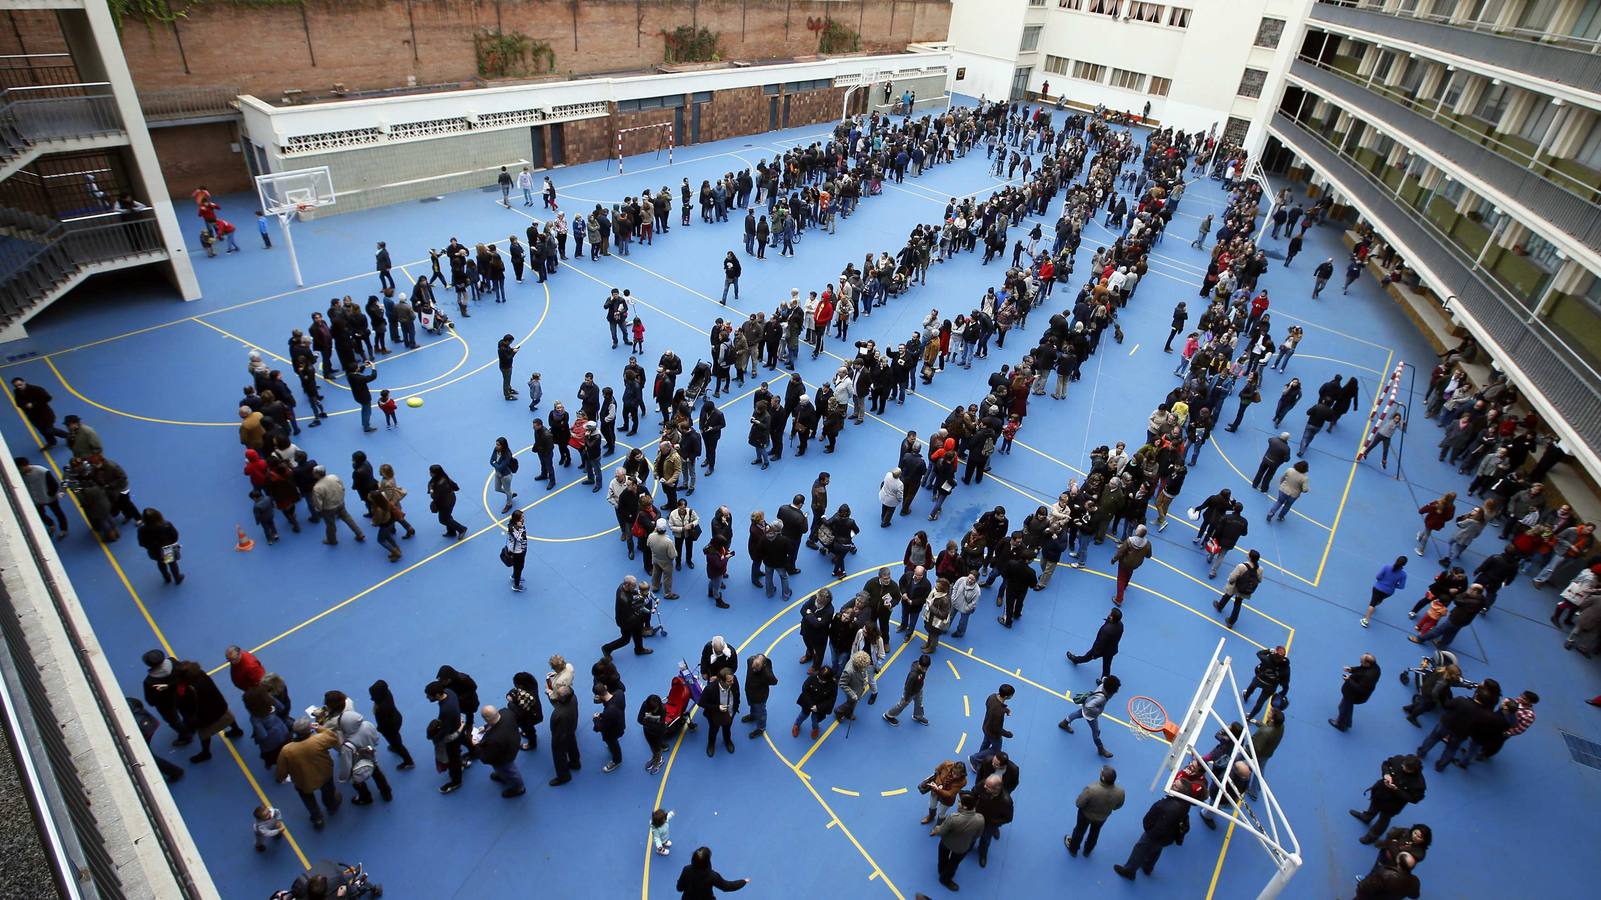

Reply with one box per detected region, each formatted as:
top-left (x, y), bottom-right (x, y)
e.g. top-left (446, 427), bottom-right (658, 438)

top-left (1269, 112), bottom-right (1601, 451)
top-left (139, 85), bottom-right (242, 122)
top-left (0, 212), bottom-right (163, 327)
top-left (1290, 56), bottom-right (1601, 250)
top-left (0, 52), bottom-right (79, 91)
top-left (1317, 0), bottom-right (1601, 56)
top-left (0, 83), bottom-right (125, 161)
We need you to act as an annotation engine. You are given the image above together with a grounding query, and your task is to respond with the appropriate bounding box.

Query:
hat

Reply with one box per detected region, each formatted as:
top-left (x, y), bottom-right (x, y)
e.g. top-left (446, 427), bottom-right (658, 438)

top-left (656, 518), bottom-right (668, 531)
top-left (141, 649), bottom-right (165, 669)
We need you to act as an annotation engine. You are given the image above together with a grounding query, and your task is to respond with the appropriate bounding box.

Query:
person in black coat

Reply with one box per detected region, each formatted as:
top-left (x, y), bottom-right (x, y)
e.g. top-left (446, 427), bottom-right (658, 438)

top-left (700, 668), bottom-right (740, 757)
top-left (797, 589), bottom-right (834, 669)
top-left (367, 679), bottom-right (414, 769)
top-left (141, 650), bottom-right (193, 744)
top-left (602, 576), bottom-right (653, 657)
top-left (136, 508), bottom-right (183, 584)
top-left (1330, 653), bottom-right (1381, 732)
top-left (435, 664), bottom-right (480, 758)
top-left (547, 685), bottom-right (581, 785)
top-left (476, 705), bottom-right (525, 797)
top-left (740, 654), bottom-right (778, 738)
top-left (675, 846), bottom-right (750, 899)
top-left (1350, 754), bottom-right (1426, 843)
top-left (1068, 607), bottom-right (1123, 678)
top-left (792, 666), bottom-right (837, 740)
top-left (1113, 795), bottom-right (1191, 880)
top-left (347, 360), bottom-right (378, 433)
top-left (593, 683), bottom-right (627, 771)
top-left (1251, 433), bottom-right (1292, 491)
top-left (777, 496), bottom-right (809, 574)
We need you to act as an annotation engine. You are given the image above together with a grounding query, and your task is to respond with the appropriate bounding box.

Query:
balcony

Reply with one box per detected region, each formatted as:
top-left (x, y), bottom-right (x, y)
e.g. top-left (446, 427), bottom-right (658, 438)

top-left (0, 83), bottom-right (128, 181)
top-left (1288, 58), bottom-right (1601, 256)
top-left (1267, 111), bottom-right (1601, 458)
top-left (0, 211), bottom-right (167, 339)
top-left (1311, 0), bottom-right (1601, 98)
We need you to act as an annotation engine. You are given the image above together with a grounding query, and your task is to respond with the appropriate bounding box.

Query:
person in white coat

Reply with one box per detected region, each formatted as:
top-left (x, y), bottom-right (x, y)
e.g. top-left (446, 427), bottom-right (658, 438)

top-left (879, 469), bottom-right (904, 528)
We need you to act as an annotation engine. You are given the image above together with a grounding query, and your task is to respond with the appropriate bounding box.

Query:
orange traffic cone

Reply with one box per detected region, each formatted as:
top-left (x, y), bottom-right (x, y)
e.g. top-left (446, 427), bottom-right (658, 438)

top-left (234, 524), bottom-right (255, 552)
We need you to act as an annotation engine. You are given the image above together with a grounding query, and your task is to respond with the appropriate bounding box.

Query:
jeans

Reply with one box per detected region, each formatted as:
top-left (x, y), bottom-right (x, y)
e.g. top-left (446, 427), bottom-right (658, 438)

top-left (1068, 809), bottom-right (1105, 853)
top-left (1298, 423), bottom-right (1318, 456)
top-left (887, 689), bottom-right (924, 720)
top-left (1266, 491), bottom-right (1297, 521)
top-left (376, 522), bottom-right (400, 555)
top-left (951, 609), bottom-right (972, 638)
top-left (360, 403), bottom-right (373, 431)
top-left (764, 566), bottom-right (791, 599)
top-left (1063, 708), bottom-right (1106, 750)
top-left (1420, 617), bottom-right (1464, 648)
top-left (749, 701), bottom-right (767, 732)
top-left (1273, 346), bottom-right (1296, 372)
top-left (297, 782), bottom-right (340, 821)
top-left (723, 277), bottom-right (739, 301)
top-left (1417, 720), bottom-right (1466, 767)
top-left (1241, 677), bottom-right (1277, 719)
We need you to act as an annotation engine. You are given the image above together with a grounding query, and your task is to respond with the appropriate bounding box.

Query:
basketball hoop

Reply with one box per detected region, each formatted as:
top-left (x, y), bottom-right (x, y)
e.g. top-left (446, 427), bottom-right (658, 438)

top-left (254, 165), bottom-right (336, 286)
top-left (1127, 695), bottom-right (1179, 741)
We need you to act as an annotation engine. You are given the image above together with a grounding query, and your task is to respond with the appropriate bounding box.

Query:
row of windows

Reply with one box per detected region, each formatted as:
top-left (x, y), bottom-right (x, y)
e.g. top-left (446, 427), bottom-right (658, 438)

top-left (1044, 54), bottom-right (1170, 96)
top-left (1055, 0), bottom-right (1192, 28)
top-left (760, 79), bottom-right (833, 97)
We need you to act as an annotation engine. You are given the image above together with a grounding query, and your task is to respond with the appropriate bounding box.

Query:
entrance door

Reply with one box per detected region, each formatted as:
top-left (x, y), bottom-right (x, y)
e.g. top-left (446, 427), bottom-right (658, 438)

top-left (769, 96), bottom-right (779, 130)
top-left (691, 102), bottom-right (702, 144)
top-left (551, 123), bottom-right (566, 166)
top-left (1010, 66), bottom-right (1033, 102)
top-left (674, 106), bottom-right (686, 148)
top-left (782, 94), bottom-right (792, 128)
top-left (530, 125), bottom-right (546, 169)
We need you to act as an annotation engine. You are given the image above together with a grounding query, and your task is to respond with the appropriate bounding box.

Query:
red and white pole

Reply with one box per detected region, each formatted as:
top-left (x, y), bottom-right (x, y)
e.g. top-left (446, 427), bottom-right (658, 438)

top-left (1356, 362), bottom-right (1405, 461)
top-left (617, 132), bottom-right (624, 175)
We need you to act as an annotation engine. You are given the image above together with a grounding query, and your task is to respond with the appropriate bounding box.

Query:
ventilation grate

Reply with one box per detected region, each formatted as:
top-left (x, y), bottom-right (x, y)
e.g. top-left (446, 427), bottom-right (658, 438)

top-left (1561, 731), bottom-right (1601, 771)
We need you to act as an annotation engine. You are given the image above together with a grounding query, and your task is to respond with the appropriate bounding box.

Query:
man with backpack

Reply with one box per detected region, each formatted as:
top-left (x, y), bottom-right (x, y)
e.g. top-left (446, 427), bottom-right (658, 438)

top-left (16, 456), bottom-right (67, 539)
top-left (1212, 548), bottom-right (1263, 629)
top-left (333, 709), bottom-right (392, 805)
top-left (1058, 675), bottom-right (1120, 759)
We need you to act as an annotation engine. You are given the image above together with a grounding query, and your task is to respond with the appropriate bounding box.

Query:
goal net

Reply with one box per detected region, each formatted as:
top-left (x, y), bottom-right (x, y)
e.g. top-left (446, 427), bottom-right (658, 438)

top-left (616, 122), bottom-right (674, 174)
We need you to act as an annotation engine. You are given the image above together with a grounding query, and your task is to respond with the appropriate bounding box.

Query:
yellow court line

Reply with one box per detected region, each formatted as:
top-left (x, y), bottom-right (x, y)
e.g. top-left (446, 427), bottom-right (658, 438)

top-left (1313, 348), bottom-right (1394, 587)
top-left (642, 700), bottom-right (695, 900)
top-left (2, 390), bottom-right (312, 870)
top-left (478, 439), bottom-right (641, 529)
top-left (193, 316), bottom-right (472, 395)
top-left (963, 694), bottom-right (970, 718)
top-left (1206, 820), bottom-right (1239, 900)
top-left (1209, 439), bottom-right (1331, 531)
top-left (797, 775), bottom-right (905, 900)
top-left (947, 658), bottom-right (961, 680)
top-left (831, 787), bottom-right (861, 797)
top-left (954, 732), bottom-right (967, 755)
top-left (880, 788), bottom-right (908, 797)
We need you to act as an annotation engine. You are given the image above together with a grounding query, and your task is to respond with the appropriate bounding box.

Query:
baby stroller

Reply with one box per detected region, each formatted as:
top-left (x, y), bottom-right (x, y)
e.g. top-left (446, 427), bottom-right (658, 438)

top-left (644, 587), bottom-right (668, 637)
top-left (663, 660), bottom-right (704, 735)
top-left (271, 860), bottom-right (382, 899)
top-left (418, 304), bottom-right (452, 337)
top-left (684, 360), bottom-right (712, 406)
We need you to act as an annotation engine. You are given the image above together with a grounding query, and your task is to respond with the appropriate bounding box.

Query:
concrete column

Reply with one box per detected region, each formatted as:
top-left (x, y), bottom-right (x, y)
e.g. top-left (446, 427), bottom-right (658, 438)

top-left (60, 2), bottom-right (201, 301)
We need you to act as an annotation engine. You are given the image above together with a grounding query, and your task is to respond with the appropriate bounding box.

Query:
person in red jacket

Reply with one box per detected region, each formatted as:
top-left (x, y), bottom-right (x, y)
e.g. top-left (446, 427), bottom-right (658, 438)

top-left (1415, 492), bottom-right (1457, 556)
top-left (811, 291), bottom-right (835, 359)
top-left (226, 645), bottom-right (265, 692)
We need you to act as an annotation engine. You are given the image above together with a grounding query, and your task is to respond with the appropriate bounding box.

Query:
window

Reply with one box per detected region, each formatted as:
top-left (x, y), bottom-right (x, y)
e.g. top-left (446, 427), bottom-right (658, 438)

top-left (1516, 97), bottom-right (1560, 142)
top-left (1168, 6), bottom-right (1192, 27)
top-left (1572, 0), bottom-right (1601, 41)
top-left (1059, 0), bottom-right (1085, 9)
top-left (783, 79), bottom-right (832, 93)
top-left (1574, 116), bottom-right (1601, 170)
top-left (1088, 0), bottom-right (1121, 15)
top-left (1439, 69), bottom-right (1465, 108)
top-left (1370, 48), bottom-right (1395, 83)
top-left (1110, 68), bottom-right (1147, 91)
top-left (1221, 115), bottom-right (1250, 146)
top-left (1436, 176), bottom-right (1467, 205)
top-left (1427, 0), bottom-right (1460, 16)
top-left (1516, 0), bottom-right (1558, 30)
top-left (1029, 0), bottom-right (1047, 6)
top-left (1254, 16), bottom-right (1285, 48)
top-left (1021, 25), bottom-right (1043, 51)
top-left (1074, 60), bottom-right (1107, 82)
top-left (1128, 2), bottom-right (1165, 23)
top-left (763, 84), bottom-right (780, 96)
top-left (1237, 68), bottom-right (1267, 99)
top-left (1468, 0), bottom-right (1506, 25)
top-left (1149, 76), bottom-right (1172, 97)
top-left (1520, 231), bottom-right (1562, 275)
top-left (1397, 58), bottom-right (1426, 95)
top-left (1472, 81), bottom-right (1511, 125)
top-left (1044, 55), bottom-right (1071, 76)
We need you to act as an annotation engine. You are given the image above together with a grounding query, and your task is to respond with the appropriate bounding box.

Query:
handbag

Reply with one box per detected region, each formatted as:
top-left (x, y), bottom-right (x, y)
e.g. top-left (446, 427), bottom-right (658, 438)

top-left (160, 543), bottom-right (181, 564)
top-left (500, 546), bottom-right (515, 567)
top-left (1205, 538), bottom-right (1221, 556)
top-left (688, 523), bottom-right (703, 542)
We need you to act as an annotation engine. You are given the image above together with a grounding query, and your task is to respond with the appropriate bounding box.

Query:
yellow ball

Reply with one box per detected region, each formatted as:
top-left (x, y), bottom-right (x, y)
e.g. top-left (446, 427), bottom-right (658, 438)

top-left (406, 397), bottom-right (424, 408)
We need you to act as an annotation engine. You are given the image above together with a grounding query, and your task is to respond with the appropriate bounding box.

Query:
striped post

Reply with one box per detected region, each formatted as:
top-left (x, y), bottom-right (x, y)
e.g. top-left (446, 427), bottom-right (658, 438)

top-left (617, 131), bottom-right (625, 174)
top-left (1355, 362), bottom-right (1405, 461)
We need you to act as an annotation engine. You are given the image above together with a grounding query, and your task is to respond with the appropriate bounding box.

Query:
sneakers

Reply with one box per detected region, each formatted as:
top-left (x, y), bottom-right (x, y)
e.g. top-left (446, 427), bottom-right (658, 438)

top-left (1058, 719), bottom-right (1074, 733)
top-left (1359, 617), bottom-right (1369, 627)
top-left (913, 716), bottom-right (930, 725)
top-left (603, 761), bottom-right (620, 773)
top-left (1407, 610), bottom-right (1418, 619)
top-left (883, 713), bottom-right (900, 726)
top-left (439, 782), bottom-right (462, 794)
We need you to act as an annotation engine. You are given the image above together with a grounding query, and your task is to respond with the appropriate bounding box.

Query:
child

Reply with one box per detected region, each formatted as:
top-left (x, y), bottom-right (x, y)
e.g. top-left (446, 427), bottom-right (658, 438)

top-left (681, 197), bottom-right (692, 227)
top-left (649, 808), bottom-right (674, 856)
top-left (1001, 415), bottom-right (1021, 455)
top-left (217, 218), bottom-right (239, 253)
top-left (631, 316), bottom-right (646, 353)
top-left (250, 488), bottom-right (278, 544)
top-left (256, 211), bottom-right (272, 249)
top-left (253, 804), bottom-right (285, 853)
top-left (200, 229), bottom-right (217, 257)
top-left (526, 372), bottom-right (543, 413)
top-left (378, 389), bottom-right (398, 428)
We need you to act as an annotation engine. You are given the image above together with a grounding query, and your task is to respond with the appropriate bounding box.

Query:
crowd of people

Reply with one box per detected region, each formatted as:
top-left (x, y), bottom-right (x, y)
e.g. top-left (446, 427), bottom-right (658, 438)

top-left (7, 89), bottom-right (1590, 900)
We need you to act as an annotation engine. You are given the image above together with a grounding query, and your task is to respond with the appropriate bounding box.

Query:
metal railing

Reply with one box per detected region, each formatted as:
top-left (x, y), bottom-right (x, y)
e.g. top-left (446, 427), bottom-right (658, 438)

top-left (1317, 0), bottom-right (1601, 56)
top-left (0, 458), bottom-right (210, 900)
top-left (138, 86), bottom-right (242, 122)
top-left (0, 84), bottom-right (125, 162)
top-left (0, 212), bottom-right (163, 327)
top-left (1290, 57), bottom-right (1601, 249)
top-left (1269, 111), bottom-right (1601, 449)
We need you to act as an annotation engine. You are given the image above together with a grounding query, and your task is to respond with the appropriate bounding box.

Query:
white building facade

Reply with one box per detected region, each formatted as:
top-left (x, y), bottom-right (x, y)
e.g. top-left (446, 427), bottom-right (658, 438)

top-left (949, 0), bottom-right (1312, 153)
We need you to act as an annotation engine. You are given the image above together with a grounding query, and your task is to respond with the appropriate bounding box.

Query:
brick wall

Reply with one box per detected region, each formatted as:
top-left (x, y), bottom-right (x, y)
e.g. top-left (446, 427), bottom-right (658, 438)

top-left (100, 0), bottom-right (951, 100)
top-left (615, 107), bottom-right (680, 157)
top-left (562, 116), bottom-right (616, 167)
top-left (785, 86), bottom-right (847, 129)
top-left (149, 122), bottom-right (254, 200)
top-left (699, 85), bottom-right (766, 143)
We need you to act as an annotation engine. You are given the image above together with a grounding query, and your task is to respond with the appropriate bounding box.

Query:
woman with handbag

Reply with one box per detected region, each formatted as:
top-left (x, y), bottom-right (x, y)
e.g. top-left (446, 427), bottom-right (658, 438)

top-left (669, 499), bottom-right (700, 572)
top-left (426, 465), bottom-right (467, 539)
top-left (137, 508), bottom-right (183, 585)
top-left (503, 510), bottom-right (527, 591)
top-left (367, 490), bottom-right (403, 563)
top-left (490, 437), bottom-right (517, 514)
top-left (919, 759), bottom-right (968, 829)
top-left (377, 463), bottom-right (416, 538)
top-left (825, 504), bottom-right (860, 579)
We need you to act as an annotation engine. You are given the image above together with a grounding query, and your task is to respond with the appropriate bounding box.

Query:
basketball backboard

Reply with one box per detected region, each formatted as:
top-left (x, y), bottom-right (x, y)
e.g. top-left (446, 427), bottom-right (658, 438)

top-left (256, 166), bottom-right (336, 221)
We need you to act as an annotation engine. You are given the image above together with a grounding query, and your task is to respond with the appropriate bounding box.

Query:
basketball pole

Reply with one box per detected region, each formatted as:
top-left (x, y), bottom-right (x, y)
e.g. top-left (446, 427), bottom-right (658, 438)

top-left (277, 211), bottom-right (304, 287)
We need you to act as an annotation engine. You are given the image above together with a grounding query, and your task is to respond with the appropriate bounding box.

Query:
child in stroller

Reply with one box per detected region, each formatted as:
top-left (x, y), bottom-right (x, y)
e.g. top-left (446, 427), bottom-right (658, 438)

top-left (271, 860), bottom-right (382, 899)
top-left (684, 361), bottom-right (712, 406)
top-left (663, 660), bottom-right (704, 735)
top-left (417, 301), bottom-right (452, 337)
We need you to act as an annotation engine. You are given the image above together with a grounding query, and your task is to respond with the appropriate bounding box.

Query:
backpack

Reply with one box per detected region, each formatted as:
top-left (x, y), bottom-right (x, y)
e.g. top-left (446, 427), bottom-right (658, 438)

top-left (1236, 563), bottom-right (1261, 596)
top-left (508, 456), bottom-right (520, 473)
